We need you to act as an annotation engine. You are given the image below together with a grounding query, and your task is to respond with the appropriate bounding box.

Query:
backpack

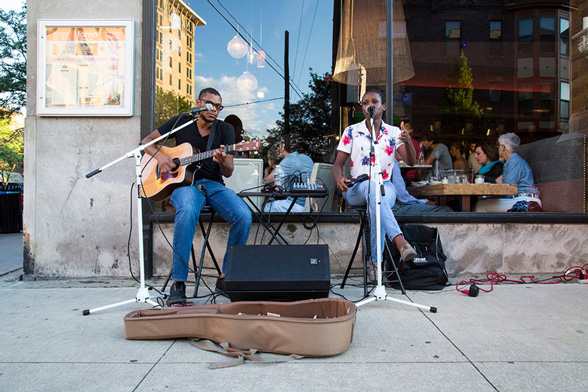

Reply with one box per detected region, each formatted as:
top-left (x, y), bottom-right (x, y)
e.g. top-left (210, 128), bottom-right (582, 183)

top-left (385, 224), bottom-right (449, 290)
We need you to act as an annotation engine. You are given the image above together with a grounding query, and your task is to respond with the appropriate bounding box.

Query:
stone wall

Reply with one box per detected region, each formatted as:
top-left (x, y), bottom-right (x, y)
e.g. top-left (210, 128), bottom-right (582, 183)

top-left (150, 222), bottom-right (588, 279)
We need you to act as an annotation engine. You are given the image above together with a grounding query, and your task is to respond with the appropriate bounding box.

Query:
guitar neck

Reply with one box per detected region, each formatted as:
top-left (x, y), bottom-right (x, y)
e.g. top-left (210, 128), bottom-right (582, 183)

top-left (180, 145), bottom-right (235, 166)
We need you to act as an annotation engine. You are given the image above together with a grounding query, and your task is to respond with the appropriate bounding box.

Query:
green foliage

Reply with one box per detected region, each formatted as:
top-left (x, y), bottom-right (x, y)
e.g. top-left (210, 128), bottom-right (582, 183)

top-left (0, 118), bottom-right (24, 185)
top-left (0, 4), bottom-right (27, 119)
top-left (265, 70), bottom-right (332, 162)
top-left (154, 89), bottom-right (193, 129)
top-left (437, 52), bottom-right (483, 134)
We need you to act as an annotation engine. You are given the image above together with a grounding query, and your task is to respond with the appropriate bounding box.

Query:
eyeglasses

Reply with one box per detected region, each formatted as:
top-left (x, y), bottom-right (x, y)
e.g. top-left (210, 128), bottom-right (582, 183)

top-left (203, 100), bottom-right (224, 111)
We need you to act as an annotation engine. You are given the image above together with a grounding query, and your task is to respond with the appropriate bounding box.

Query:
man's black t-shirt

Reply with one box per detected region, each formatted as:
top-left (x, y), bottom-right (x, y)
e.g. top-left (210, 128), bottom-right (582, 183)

top-left (157, 114), bottom-right (235, 184)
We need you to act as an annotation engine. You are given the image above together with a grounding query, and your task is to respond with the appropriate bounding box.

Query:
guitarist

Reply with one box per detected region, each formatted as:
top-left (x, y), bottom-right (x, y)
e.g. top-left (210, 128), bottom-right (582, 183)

top-left (141, 87), bottom-right (252, 306)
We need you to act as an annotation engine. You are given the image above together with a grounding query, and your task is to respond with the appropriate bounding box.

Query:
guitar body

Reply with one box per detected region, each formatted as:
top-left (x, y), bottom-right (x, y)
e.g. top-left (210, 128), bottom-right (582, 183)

top-left (140, 139), bottom-right (260, 201)
top-left (140, 143), bottom-right (198, 201)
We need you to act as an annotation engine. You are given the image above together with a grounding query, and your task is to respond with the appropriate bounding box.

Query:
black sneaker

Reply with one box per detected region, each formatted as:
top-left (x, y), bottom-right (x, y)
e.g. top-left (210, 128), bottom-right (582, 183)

top-left (167, 281), bottom-right (187, 306)
top-left (215, 277), bottom-right (226, 292)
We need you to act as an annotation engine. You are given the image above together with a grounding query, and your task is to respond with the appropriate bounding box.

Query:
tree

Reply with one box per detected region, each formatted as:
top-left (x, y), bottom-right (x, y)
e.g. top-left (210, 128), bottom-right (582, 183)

top-left (154, 89), bottom-right (192, 129)
top-left (265, 70), bottom-right (332, 162)
top-left (0, 117), bottom-right (24, 185)
top-left (437, 52), bottom-right (483, 136)
top-left (0, 4), bottom-right (27, 119)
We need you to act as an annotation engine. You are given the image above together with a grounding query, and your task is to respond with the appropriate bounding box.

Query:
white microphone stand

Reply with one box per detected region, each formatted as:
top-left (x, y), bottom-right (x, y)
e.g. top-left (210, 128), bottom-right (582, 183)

top-left (356, 114), bottom-right (437, 313)
top-left (82, 115), bottom-right (199, 315)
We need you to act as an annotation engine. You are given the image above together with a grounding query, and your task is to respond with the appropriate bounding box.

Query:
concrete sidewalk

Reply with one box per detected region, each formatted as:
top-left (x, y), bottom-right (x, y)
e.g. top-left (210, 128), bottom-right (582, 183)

top-left (1, 268), bottom-right (587, 391)
top-left (1, 233), bottom-right (587, 391)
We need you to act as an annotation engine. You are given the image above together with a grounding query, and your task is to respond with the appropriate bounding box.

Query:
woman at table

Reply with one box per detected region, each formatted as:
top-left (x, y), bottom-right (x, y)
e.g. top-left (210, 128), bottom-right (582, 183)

top-left (475, 133), bottom-right (541, 212)
top-left (474, 141), bottom-right (503, 182)
top-left (333, 89), bottom-right (417, 282)
top-left (450, 142), bottom-right (468, 171)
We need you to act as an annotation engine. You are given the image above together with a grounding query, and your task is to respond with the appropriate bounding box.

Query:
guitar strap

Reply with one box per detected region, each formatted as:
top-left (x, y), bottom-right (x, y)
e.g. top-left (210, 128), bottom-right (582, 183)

top-left (206, 119), bottom-right (219, 152)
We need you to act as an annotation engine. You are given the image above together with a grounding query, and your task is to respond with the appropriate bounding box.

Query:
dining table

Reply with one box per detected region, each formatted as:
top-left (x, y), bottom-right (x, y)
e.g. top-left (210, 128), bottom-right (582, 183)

top-left (407, 182), bottom-right (518, 211)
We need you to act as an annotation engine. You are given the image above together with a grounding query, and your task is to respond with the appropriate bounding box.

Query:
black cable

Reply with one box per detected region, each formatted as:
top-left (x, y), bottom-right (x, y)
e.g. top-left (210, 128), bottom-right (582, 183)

top-left (297, 0), bottom-right (320, 86)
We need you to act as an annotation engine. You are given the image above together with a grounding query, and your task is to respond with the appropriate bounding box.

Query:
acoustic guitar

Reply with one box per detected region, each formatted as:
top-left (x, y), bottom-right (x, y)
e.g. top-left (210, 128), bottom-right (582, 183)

top-left (140, 140), bottom-right (260, 201)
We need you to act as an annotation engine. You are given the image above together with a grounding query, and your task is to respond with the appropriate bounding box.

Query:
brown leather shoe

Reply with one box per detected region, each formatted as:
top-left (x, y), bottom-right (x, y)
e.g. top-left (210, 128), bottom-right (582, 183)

top-left (400, 243), bottom-right (417, 262)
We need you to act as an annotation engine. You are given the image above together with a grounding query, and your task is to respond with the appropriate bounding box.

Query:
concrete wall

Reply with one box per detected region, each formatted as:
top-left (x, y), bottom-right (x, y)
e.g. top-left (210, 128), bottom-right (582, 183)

top-left (150, 222), bottom-right (588, 279)
top-left (24, 0), bottom-right (145, 276)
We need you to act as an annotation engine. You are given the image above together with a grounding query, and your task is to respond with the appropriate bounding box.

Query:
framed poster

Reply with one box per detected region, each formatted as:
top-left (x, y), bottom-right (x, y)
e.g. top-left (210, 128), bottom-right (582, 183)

top-left (37, 20), bottom-right (134, 116)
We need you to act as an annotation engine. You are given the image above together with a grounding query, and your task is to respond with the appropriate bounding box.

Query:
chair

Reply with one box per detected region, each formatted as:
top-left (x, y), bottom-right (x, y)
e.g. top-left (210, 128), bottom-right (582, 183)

top-left (161, 206), bottom-right (222, 297)
top-left (223, 158), bottom-right (264, 210)
top-left (304, 163), bottom-right (336, 212)
top-left (340, 205), bottom-right (405, 296)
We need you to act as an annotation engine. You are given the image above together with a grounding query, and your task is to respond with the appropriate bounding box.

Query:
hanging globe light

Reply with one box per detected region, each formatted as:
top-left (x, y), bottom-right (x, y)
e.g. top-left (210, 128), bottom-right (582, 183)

top-left (227, 35), bottom-right (248, 59)
top-left (237, 71), bottom-right (258, 91)
top-left (256, 50), bottom-right (266, 68)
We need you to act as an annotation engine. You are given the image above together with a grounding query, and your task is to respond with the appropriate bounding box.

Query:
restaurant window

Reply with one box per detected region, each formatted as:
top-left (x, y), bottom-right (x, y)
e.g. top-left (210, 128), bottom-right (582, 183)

top-left (518, 18), bottom-right (533, 55)
top-left (147, 0), bottom-right (587, 217)
top-left (539, 17), bottom-right (555, 53)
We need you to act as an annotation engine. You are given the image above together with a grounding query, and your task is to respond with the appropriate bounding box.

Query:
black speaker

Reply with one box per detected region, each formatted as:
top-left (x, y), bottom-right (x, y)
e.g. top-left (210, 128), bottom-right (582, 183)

top-left (224, 245), bottom-right (330, 302)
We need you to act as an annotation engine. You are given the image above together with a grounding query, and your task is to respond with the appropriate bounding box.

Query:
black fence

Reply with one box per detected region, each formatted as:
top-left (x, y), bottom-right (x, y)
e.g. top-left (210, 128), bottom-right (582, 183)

top-left (0, 184), bottom-right (23, 233)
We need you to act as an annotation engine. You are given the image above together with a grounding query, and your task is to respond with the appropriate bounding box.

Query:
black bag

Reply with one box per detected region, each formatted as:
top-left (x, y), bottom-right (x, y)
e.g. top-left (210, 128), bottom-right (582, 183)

top-left (386, 225), bottom-right (449, 290)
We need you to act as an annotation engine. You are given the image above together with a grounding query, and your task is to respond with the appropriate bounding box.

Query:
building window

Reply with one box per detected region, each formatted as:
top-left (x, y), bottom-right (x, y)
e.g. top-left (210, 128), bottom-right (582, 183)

top-left (518, 18), bottom-right (533, 55)
top-left (445, 20), bottom-right (461, 57)
top-left (560, 82), bottom-right (569, 119)
top-left (169, 74), bottom-right (172, 85)
top-left (178, 62), bottom-right (181, 73)
top-left (539, 17), bottom-right (555, 53)
top-left (560, 18), bottom-right (569, 57)
top-left (178, 80), bottom-right (181, 90)
top-left (490, 20), bottom-right (502, 41)
top-left (169, 56), bottom-right (172, 68)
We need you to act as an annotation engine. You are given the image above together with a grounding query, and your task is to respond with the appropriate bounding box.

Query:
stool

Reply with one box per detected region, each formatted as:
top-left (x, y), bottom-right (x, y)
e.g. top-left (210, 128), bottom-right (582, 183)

top-left (162, 206), bottom-right (222, 297)
top-left (340, 206), bottom-right (405, 295)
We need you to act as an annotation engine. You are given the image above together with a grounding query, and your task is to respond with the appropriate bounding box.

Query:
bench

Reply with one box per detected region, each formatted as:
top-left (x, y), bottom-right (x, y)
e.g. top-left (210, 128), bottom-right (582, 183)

top-left (517, 133), bottom-right (586, 212)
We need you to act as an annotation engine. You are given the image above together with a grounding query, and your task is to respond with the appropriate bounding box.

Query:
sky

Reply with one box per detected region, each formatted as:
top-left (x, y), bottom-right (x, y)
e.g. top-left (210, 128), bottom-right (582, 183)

top-left (186, 0), bottom-right (333, 139)
top-left (0, 0), bottom-right (23, 12)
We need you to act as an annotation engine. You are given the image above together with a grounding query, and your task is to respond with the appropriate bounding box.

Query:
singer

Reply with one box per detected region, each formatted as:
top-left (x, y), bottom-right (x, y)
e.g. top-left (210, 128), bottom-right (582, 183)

top-left (332, 89), bottom-right (417, 282)
top-left (141, 87), bottom-right (252, 305)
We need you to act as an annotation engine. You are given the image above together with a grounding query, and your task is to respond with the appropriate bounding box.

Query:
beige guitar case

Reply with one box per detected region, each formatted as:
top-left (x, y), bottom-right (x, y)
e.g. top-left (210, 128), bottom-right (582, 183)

top-left (124, 298), bottom-right (356, 357)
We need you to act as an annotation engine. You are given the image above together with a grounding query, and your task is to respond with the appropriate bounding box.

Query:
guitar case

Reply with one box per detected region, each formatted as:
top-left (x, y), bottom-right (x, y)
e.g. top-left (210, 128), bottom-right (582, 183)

top-left (124, 298), bottom-right (356, 357)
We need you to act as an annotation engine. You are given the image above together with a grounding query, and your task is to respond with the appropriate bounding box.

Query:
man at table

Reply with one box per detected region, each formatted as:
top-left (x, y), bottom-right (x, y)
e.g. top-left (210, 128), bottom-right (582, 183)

top-left (402, 123), bottom-right (422, 184)
top-left (475, 133), bottom-right (541, 212)
top-left (264, 140), bottom-right (314, 212)
top-left (421, 133), bottom-right (453, 173)
top-left (391, 158), bottom-right (453, 213)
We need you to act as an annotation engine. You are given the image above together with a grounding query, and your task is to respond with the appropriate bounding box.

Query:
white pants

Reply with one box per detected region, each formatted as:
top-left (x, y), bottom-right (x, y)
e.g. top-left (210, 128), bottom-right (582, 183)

top-left (474, 196), bottom-right (542, 212)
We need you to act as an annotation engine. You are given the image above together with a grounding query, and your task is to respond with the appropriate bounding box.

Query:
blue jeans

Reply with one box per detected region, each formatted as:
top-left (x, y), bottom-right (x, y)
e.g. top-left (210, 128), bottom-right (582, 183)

top-left (346, 180), bottom-right (402, 264)
top-left (169, 179), bottom-right (252, 281)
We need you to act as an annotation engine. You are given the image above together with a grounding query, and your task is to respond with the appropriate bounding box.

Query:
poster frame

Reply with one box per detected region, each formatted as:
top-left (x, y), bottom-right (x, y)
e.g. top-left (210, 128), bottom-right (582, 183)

top-left (37, 19), bottom-right (134, 116)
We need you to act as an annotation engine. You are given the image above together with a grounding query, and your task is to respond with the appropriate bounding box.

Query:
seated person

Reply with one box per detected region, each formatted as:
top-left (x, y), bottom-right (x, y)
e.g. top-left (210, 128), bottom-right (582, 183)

top-left (474, 141), bottom-right (503, 182)
top-left (391, 157), bottom-right (453, 213)
top-left (450, 142), bottom-right (467, 171)
top-left (421, 133), bottom-right (453, 173)
top-left (263, 140), bottom-right (314, 213)
top-left (475, 133), bottom-right (541, 212)
top-left (333, 89), bottom-right (417, 282)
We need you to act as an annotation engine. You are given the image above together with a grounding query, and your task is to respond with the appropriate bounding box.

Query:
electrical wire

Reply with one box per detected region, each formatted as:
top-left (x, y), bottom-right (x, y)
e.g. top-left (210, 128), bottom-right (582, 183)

top-left (208, 0), bottom-right (305, 99)
top-left (292, 0), bottom-right (305, 82)
top-left (297, 0), bottom-right (320, 86)
top-left (456, 264), bottom-right (588, 295)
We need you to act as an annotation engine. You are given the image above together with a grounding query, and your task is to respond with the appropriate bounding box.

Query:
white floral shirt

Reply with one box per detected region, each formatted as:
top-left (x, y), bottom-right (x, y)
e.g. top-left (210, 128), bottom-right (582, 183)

top-left (337, 120), bottom-right (403, 181)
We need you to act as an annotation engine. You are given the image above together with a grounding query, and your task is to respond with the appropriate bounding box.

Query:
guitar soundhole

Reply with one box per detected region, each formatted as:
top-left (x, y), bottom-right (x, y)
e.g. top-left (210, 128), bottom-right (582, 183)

top-left (171, 158), bottom-right (181, 172)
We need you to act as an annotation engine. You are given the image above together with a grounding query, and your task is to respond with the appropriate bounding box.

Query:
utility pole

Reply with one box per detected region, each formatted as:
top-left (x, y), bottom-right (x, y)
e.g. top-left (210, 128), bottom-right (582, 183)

top-left (284, 30), bottom-right (290, 151)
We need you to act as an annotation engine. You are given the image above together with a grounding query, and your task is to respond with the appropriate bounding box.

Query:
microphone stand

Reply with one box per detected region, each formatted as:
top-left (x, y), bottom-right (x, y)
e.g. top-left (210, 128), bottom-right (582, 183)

top-left (82, 113), bottom-right (199, 315)
top-left (356, 113), bottom-right (437, 313)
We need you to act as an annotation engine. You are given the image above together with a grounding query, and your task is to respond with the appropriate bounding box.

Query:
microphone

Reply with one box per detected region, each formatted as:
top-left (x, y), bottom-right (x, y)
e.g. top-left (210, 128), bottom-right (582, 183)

top-left (187, 103), bottom-right (213, 114)
top-left (367, 105), bottom-right (375, 118)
